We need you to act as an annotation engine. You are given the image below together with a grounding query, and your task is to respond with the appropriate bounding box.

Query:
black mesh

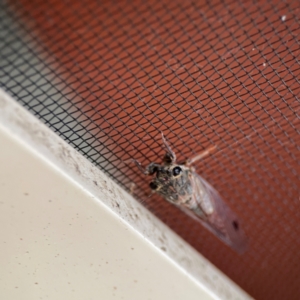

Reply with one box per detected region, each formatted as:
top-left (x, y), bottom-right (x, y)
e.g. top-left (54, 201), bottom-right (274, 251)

top-left (0, 1), bottom-right (299, 299)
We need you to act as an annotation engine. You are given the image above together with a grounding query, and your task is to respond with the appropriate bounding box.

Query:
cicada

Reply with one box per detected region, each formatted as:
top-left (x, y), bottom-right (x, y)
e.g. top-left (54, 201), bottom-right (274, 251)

top-left (132, 133), bottom-right (247, 253)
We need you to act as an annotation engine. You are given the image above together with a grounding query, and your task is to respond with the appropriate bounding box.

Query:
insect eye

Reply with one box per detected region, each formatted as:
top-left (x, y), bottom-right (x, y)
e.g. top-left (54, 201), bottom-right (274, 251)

top-left (172, 166), bottom-right (182, 176)
top-left (149, 182), bottom-right (158, 190)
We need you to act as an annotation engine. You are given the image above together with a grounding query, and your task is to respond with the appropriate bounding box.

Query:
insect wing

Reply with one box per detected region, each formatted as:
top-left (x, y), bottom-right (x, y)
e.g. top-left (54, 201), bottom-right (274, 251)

top-left (187, 173), bottom-right (247, 253)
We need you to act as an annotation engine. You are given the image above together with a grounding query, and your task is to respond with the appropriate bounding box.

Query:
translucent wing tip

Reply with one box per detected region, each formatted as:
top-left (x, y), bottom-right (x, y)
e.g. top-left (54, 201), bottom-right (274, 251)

top-left (221, 211), bottom-right (248, 254)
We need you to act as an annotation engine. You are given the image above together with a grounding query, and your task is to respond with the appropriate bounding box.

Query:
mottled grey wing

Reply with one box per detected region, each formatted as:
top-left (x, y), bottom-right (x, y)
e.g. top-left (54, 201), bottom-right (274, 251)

top-left (179, 172), bottom-right (247, 253)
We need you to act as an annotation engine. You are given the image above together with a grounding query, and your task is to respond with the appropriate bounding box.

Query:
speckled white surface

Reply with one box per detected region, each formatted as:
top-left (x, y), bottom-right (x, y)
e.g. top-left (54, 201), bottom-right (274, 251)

top-left (0, 89), bottom-right (252, 300)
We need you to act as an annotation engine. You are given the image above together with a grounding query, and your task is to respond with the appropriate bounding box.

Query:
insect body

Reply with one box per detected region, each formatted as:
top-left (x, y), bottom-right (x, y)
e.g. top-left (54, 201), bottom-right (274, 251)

top-left (133, 133), bottom-right (247, 253)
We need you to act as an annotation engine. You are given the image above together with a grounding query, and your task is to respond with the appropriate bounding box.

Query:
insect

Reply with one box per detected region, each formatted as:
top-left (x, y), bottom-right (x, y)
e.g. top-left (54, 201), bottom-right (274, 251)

top-left (131, 133), bottom-right (247, 253)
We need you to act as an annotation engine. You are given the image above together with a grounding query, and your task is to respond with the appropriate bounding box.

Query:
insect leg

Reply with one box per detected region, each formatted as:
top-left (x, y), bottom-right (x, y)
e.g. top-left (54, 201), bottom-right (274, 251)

top-left (185, 145), bottom-right (216, 166)
top-left (123, 159), bottom-right (160, 175)
top-left (123, 158), bottom-right (147, 173)
top-left (161, 132), bottom-right (176, 162)
top-left (145, 162), bottom-right (161, 175)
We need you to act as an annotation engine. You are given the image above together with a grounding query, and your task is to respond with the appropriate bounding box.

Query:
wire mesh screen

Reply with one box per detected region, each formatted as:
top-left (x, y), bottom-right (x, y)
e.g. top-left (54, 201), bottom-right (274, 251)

top-left (1, 0), bottom-right (299, 299)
